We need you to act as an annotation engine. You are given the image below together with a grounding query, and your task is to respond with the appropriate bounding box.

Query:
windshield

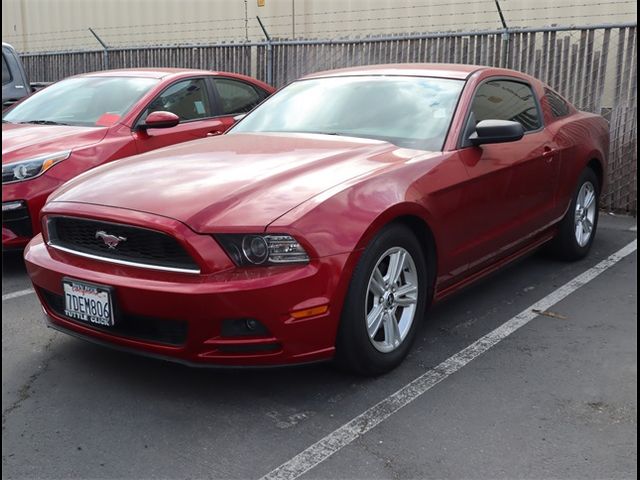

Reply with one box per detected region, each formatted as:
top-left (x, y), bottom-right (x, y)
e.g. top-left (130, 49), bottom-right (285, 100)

top-left (230, 76), bottom-right (464, 150)
top-left (3, 76), bottom-right (159, 127)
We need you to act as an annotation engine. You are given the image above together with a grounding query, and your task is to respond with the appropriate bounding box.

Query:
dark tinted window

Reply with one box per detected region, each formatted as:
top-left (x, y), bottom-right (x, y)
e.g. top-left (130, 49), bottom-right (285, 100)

top-left (545, 88), bottom-right (570, 118)
top-left (215, 78), bottom-right (263, 115)
top-left (142, 79), bottom-right (211, 121)
top-left (2, 54), bottom-right (11, 85)
top-left (470, 80), bottom-right (541, 132)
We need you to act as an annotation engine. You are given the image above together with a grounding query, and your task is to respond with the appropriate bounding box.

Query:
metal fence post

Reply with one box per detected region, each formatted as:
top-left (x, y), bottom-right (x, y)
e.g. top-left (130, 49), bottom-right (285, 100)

top-left (88, 27), bottom-right (109, 70)
top-left (256, 16), bottom-right (274, 85)
top-left (494, 0), bottom-right (510, 68)
top-left (501, 29), bottom-right (511, 68)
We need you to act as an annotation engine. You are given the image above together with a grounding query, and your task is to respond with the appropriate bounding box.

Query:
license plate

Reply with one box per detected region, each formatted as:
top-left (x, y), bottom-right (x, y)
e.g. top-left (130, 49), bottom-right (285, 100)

top-left (63, 279), bottom-right (114, 327)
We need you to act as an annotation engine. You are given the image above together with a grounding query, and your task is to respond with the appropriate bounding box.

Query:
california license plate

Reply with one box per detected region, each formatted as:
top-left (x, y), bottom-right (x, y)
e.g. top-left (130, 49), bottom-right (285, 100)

top-left (63, 279), bottom-right (114, 327)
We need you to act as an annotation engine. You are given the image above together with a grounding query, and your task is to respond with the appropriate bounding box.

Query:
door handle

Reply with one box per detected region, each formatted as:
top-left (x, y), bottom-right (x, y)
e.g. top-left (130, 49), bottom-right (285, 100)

top-left (542, 147), bottom-right (557, 162)
top-left (206, 130), bottom-right (224, 137)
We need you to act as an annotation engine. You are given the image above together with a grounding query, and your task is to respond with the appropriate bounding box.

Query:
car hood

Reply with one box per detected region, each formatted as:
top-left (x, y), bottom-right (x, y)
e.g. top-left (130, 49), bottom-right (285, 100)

top-left (49, 132), bottom-right (420, 231)
top-left (1, 123), bottom-right (108, 163)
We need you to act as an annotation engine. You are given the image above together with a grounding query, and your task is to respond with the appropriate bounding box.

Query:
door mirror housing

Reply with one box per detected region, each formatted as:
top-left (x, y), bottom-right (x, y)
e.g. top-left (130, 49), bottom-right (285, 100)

top-left (469, 120), bottom-right (525, 146)
top-left (140, 111), bottom-right (180, 130)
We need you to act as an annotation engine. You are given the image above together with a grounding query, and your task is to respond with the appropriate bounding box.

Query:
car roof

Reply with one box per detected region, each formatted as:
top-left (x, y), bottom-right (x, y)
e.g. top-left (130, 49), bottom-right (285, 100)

top-left (302, 63), bottom-right (487, 80)
top-left (80, 68), bottom-right (214, 79)
top-left (72, 68), bottom-right (274, 91)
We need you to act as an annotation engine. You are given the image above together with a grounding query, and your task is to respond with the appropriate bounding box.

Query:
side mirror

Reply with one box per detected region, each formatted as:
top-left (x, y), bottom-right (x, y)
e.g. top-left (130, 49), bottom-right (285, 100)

top-left (469, 120), bottom-right (525, 146)
top-left (140, 111), bottom-right (180, 130)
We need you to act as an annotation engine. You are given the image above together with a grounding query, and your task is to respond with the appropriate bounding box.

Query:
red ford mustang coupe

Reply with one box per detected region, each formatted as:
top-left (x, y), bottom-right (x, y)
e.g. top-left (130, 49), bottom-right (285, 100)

top-left (24, 64), bottom-right (609, 375)
top-left (2, 68), bottom-right (274, 249)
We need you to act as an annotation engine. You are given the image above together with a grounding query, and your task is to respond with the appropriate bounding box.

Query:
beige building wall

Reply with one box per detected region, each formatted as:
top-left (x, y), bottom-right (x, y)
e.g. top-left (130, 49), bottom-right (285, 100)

top-left (2, 0), bottom-right (637, 53)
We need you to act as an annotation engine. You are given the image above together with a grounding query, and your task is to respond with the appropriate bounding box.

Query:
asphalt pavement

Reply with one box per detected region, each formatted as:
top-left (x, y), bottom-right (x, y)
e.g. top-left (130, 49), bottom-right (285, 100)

top-left (2, 214), bottom-right (637, 480)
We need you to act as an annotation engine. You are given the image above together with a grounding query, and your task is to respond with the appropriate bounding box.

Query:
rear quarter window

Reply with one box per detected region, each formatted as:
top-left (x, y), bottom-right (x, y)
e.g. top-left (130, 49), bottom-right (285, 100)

top-left (214, 78), bottom-right (264, 115)
top-left (545, 89), bottom-right (571, 118)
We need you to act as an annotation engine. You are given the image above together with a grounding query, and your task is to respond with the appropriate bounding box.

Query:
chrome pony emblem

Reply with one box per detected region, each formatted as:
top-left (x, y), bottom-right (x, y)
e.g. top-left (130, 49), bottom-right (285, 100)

top-left (95, 230), bottom-right (127, 249)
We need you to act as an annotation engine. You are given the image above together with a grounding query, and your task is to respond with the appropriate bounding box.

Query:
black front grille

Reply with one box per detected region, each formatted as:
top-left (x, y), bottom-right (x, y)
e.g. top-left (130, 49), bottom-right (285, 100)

top-left (48, 217), bottom-right (199, 272)
top-left (2, 202), bottom-right (32, 238)
top-left (39, 288), bottom-right (188, 346)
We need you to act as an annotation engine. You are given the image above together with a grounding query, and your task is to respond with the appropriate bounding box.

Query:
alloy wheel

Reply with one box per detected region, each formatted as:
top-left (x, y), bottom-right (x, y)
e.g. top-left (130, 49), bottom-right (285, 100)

top-left (574, 181), bottom-right (597, 247)
top-left (365, 247), bottom-right (419, 353)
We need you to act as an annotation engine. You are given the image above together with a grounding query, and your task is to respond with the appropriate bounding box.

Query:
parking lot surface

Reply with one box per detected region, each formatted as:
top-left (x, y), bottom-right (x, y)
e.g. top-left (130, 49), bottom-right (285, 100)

top-left (2, 214), bottom-right (637, 480)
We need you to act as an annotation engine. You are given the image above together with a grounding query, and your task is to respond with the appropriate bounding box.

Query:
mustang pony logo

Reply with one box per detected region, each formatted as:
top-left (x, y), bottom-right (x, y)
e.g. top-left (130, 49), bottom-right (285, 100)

top-left (95, 230), bottom-right (127, 249)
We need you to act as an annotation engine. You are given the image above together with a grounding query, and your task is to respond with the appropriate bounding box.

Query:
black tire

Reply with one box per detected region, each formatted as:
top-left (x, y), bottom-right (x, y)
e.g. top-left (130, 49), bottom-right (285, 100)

top-left (548, 167), bottom-right (600, 261)
top-left (335, 223), bottom-right (428, 375)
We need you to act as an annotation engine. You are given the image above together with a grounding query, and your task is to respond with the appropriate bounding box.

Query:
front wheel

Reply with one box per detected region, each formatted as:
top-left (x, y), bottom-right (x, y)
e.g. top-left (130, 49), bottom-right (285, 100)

top-left (548, 167), bottom-right (600, 261)
top-left (335, 224), bottom-right (428, 375)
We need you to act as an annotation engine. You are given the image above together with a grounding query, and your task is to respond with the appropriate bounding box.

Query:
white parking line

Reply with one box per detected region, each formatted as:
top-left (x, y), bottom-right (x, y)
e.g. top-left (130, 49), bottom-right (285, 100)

top-left (260, 239), bottom-right (638, 480)
top-left (2, 288), bottom-right (34, 301)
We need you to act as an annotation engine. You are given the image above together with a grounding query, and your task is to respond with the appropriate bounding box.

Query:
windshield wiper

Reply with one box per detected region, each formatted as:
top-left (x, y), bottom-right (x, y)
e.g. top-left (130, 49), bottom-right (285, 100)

top-left (300, 130), bottom-right (344, 137)
top-left (19, 120), bottom-right (70, 126)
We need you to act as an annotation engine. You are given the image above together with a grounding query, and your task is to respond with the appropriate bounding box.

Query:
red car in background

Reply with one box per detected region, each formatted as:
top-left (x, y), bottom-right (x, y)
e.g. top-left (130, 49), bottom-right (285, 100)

top-left (24, 64), bottom-right (609, 375)
top-left (2, 68), bottom-right (274, 249)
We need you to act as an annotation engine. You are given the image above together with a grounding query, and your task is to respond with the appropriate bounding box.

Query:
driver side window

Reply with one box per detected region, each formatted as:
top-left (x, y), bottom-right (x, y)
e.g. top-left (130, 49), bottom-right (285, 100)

top-left (470, 79), bottom-right (541, 132)
top-left (462, 79), bottom-right (541, 147)
top-left (141, 78), bottom-right (212, 122)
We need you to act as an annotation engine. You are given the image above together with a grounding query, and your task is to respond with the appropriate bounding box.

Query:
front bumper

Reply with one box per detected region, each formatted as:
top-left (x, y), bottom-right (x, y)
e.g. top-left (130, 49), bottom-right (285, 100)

top-left (2, 200), bottom-right (35, 249)
top-left (2, 175), bottom-right (60, 249)
top-left (24, 233), bottom-right (351, 367)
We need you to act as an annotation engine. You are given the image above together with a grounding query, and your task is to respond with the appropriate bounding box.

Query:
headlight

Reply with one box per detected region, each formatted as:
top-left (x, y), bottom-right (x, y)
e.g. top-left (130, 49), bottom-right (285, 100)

top-left (2, 150), bottom-right (71, 183)
top-left (216, 234), bottom-right (310, 266)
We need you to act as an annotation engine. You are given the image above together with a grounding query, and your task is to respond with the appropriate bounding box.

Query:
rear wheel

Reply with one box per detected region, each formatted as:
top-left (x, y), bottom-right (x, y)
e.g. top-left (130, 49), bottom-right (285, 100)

top-left (335, 224), bottom-right (428, 375)
top-left (548, 167), bottom-right (600, 261)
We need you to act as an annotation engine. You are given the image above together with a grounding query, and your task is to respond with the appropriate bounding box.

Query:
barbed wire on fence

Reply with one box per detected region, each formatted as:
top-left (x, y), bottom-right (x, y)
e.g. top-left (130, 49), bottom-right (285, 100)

top-left (5, 0), bottom-right (634, 41)
top-left (4, 0), bottom-right (637, 51)
top-left (14, 12), bottom-right (637, 52)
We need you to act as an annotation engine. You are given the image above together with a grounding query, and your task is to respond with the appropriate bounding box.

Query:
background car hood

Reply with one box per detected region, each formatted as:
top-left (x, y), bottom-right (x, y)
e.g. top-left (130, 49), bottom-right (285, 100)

top-left (1, 123), bottom-right (108, 163)
top-left (49, 132), bottom-right (415, 230)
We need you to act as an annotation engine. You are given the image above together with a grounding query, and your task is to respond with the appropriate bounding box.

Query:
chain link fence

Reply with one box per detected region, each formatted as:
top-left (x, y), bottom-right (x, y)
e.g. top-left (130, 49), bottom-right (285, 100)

top-left (18, 23), bottom-right (637, 212)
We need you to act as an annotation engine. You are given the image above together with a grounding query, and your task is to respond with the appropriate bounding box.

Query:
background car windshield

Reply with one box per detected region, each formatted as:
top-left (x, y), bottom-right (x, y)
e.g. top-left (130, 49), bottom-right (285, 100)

top-left (231, 76), bottom-right (464, 150)
top-left (3, 76), bottom-right (159, 127)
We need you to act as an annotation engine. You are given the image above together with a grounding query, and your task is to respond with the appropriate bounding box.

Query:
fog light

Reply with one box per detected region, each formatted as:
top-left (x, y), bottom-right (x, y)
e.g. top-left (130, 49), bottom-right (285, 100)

top-left (221, 318), bottom-right (270, 337)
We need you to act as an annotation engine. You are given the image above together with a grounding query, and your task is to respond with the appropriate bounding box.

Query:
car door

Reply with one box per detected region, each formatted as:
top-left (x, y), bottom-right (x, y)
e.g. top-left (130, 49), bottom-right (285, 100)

top-left (133, 77), bottom-right (226, 153)
top-left (455, 77), bottom-right (561, 272)
top-left (2, 46), bottom-right (29, 107)
top-left (210, 77), bottom-right (269, 131)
